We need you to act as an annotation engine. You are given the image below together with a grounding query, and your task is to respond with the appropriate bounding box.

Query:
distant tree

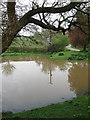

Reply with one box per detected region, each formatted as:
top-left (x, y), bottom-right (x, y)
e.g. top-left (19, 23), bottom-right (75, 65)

top-left (32, 29), bottom-right (57, 47)
top-left (68, 10), bottom-right (89, 51)
top-left (48, 33), bottom-right (69, 52)
top-left (68, 27), bottom-right (89, 51)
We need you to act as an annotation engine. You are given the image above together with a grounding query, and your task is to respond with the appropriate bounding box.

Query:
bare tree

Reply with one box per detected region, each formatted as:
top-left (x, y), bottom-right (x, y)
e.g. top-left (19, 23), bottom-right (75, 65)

top-left (0, 0), bottom-right (89, 54)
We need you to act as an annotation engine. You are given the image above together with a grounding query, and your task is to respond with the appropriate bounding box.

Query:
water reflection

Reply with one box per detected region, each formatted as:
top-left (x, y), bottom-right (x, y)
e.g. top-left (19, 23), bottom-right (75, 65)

top-left (49, 63), bottom-right (53, 84)
top-left (0, 56), bottom-right (88, 113)
top-left (1, 56), bottom-right (70, 73)
top-left (1, 56), bottom-right (70, 82)
top-left (2, 61), bottom-right (15, 76)
top-left (68, 62), bottom-right (88, 96)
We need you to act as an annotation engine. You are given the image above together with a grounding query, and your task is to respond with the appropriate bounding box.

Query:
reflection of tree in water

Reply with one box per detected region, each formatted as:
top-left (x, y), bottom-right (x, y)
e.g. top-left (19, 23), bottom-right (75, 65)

top-left (34, 57), bottom-right (69, 73)
top-left (68, 62), bottom-right (88, 96)
top-left (1, 56), bottom-right (70, 84)
top-left (34, 57), bottom-right (70, 84)
top-left (1, 55), bottom-right (70, 72)
top-left (2, 61), bottom-right (15, 76)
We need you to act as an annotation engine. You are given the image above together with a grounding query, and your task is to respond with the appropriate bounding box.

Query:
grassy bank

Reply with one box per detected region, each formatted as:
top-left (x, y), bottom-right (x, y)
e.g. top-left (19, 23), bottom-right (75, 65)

top-left (1, 50), bottom-right (89, 61)
top-left (50, 50), bottom-right (90, 60)
top-left (1, 52), bottom-right (49, 57)
top-left (2, 95), bottom-right (89, 119)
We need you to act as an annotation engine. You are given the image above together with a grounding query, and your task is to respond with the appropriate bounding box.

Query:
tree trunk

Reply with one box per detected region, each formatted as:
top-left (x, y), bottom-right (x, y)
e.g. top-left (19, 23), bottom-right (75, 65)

top-left (7, 2), bottom-right (17, 25)
top-left (2, 30), bottom-right (15, 54)
top-left (0, 1), bottom-right (18, 54)
top-left (83, 45), bottom-right (86, 51)
top-left (1, 20), bottom-right (23, 54)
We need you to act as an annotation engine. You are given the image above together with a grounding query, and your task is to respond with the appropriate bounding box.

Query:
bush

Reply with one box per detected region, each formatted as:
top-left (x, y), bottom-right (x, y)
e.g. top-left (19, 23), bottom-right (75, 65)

top-left (68, 53), bottom-right (89, 60)
top-left (7, 47), bottom-right (47, 53)
top-left (58, 52), bottom-right (64, 56)
top-left (48, 34), bottom-right (69, 52)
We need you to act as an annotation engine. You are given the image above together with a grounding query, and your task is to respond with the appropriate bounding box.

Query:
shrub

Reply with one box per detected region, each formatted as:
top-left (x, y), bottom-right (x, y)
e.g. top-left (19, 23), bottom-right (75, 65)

top-left (58, 52), bottom-right (64, 56)
top-left (48, 34), bottom-right (69, 52)
top-left (7, 47), bottom-right (47, 53)
top-left (68, 53), bottom-right (89, 60)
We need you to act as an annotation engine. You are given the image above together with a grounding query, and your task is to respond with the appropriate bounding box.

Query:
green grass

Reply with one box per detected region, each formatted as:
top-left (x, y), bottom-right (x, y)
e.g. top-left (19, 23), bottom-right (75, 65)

top-left (1, 50), bottom-right (90, 61)
top-left (1, 52), bottom-right (50, 57)
top-left (2, 95), bottom-right (89, 119)
top-left (50, 50), bottom-right (89, 60)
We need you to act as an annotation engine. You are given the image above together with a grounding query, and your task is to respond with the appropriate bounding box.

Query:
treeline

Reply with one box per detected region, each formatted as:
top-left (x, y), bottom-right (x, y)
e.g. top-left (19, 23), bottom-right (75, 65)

top-left (68, 9), bottom-right (90, 51)
top-left (7, 30), bottom-right (69, 53)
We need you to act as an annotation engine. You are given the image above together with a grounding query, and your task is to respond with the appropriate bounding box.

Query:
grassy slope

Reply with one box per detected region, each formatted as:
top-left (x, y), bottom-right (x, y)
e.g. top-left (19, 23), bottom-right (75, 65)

top-left (3, 95), bottom-right (89, 119)
top-left (8, 36), bottom-right (47, 53)
top-left (11, 37), bottom-right (45, 48)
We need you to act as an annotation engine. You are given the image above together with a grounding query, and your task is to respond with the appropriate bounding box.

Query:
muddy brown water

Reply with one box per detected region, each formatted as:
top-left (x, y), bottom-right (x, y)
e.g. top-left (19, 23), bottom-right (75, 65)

top-left (0, 55), bottom-right (88, 113)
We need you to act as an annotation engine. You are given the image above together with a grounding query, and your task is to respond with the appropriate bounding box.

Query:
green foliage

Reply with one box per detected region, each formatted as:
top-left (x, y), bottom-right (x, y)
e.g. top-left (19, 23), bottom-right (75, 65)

top-left (8, 47), bottom-right (47, 53)
top-left (58, 52), bottom-right (64, 56)
top-left (48, 34), bottom-right (69, 52)
top-left (8, 36), bottom-right (47, 53)
top-left (8, 33), bottom-right (69, 53)
top-left (68, 52), bottom-right (89, 60)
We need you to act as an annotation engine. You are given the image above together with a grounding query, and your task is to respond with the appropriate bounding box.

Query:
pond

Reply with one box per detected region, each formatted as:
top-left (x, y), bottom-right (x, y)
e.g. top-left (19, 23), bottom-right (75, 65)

top-left (0, 55), bottom-right (88, 113)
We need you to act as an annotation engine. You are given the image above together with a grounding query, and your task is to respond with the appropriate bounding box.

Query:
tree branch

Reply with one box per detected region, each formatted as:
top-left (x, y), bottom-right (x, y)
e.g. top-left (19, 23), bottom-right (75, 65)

top-left (19, 2), bottom-right (83, 24)
top-left (30, 18), bottom-right (64, 32)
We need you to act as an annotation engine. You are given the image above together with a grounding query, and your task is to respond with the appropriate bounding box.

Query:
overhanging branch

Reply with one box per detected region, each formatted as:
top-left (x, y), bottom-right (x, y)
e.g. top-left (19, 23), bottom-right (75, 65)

top-left (19, 2), bottom-right (83, 25)
top-left (30, 17), bottom-right (64, 32)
